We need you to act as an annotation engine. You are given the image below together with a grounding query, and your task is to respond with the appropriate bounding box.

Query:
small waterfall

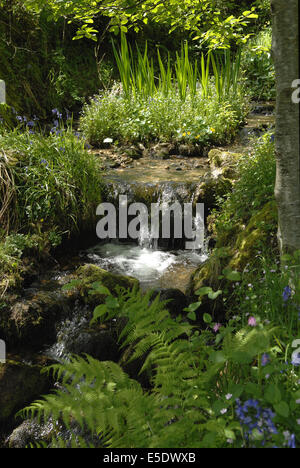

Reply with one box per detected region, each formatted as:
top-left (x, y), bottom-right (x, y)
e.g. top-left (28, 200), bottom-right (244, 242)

top-left (83, 178), bottom-right (209, 291)
top-left (104, 179), bottom-right (206, 252)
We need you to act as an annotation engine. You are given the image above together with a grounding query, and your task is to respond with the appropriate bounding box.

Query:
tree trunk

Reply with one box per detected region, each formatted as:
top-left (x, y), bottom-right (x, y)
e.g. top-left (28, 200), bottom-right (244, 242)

top-left (271, 0), bottom-right (300, 253)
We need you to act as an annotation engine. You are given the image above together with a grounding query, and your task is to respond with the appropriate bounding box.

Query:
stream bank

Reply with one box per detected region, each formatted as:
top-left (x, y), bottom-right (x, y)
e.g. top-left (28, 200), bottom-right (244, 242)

top-left (0, 102), bottom-right (275, 446)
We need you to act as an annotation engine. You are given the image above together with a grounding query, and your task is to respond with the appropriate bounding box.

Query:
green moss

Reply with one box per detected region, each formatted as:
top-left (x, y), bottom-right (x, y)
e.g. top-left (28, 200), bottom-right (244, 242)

top-left (189, 201), bottom-right (278, 298)
top-left (229, 200), bottom-right (278, 270)
top-left (208, 149), bottom-right (243, 168)
top-left (195, 175), bottom-right (233, 209)
top-left (75, 264), bottom-right (139, 304)
top-left (0, 358), bottom-right (51, 421)
top-left (189, 247), bottom-right (232, 295)
top-left (0, 104), bottom-right (17, 129)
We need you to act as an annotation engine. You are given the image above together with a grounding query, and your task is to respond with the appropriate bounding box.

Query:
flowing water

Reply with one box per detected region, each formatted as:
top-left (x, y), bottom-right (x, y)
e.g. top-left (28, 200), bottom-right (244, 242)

top-left (82, 242), bottom-right (208, 292)
top-left (2, 103), bottom-right (276, 447)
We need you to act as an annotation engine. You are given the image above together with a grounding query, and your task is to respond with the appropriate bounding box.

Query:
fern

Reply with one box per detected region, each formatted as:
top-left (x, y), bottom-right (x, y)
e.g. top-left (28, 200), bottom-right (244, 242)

top-left (19, 286), bottom-right (277, 448)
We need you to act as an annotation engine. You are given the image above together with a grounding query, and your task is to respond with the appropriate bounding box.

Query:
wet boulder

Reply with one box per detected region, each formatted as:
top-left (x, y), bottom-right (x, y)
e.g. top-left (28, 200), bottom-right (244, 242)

top-left (0, 356), bottom-right (52, 422)
top-left (0, 290), bottom-right (74, 350)
top-left (208, 149), bottom-right (242, 170)
top-left (62, 326), bottom-right (120, 363)
top-left (150, 288), bottom-right (188, 318)
top-left (73, 264), bottom-right (139, 306)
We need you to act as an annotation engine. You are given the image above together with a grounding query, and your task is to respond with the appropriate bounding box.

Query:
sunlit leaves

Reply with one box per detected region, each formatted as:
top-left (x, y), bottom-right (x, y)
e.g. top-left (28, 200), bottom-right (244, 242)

top-left (23, 0), bottom-right (259, 48)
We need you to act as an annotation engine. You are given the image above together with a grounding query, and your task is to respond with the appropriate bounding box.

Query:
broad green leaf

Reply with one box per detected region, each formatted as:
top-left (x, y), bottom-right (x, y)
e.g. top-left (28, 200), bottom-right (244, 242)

top-left (195, 286), bottom-right (212, 296)
top-left (187, 311), bottom-right (197, 321)
top-left (203, 313), bottom-right (212, 323)
top-left (265, 384), bottom-right (281, 404)
top-left (208, 290), bottom-right (222, 300)
top-left (274, 401), bottom-right (289, 418)
top-left (224, 270), bottom-right (241, 281)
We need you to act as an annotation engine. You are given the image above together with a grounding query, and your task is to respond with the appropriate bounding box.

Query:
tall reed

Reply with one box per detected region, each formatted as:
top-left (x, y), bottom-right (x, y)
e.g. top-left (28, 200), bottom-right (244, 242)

top-left (112, 34), bottom-right (242, 102)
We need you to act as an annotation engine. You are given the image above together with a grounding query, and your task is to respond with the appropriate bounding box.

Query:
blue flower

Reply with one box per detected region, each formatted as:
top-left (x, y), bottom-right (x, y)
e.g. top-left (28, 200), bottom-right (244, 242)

top-left (235, 399), bottom-right (278, 445)
top-left (261, 353), bottom-right (270, 366)
top-left (287, 434), bottom-right (296, 449)
top-left (283, 286), bottom-right (292, 302)
top-left (40, 159), bottom-right (48, 167)
top-left (52, 108), bottom-right (62, 119)
top-left (291, 352), bottom-right (300, 366)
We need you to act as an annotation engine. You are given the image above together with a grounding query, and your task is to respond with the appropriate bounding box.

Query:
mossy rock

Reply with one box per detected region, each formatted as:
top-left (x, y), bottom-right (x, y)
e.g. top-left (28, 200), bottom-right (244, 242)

top-left (229, 200), bottom-right (278, 271)
top-left (0, 104), bottom-right (17, 129)
top-left (194, 174), bottom-right (233, 210)
top-left (208, 149), bottom-right (243, 168)
top-left (74, 264), bottom-right (139, 305)
top-left (0, 290), bottom-right (73, 349)
top-left (0, 356), bottom-right (51, 422)
top-left (188, 247), bottom-right (232, 297)
top-left (188, 201), bottom-right (278, 316)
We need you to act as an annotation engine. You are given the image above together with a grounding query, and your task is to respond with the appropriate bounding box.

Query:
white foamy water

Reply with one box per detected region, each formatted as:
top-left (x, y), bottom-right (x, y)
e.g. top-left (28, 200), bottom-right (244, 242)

top-left (83, 242), bottom-right (208, 290)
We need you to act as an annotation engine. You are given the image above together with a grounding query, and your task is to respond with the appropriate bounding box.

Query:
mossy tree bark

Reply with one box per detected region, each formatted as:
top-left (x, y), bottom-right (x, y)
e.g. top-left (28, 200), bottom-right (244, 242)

top-left (271, 0), bottom-right (300, 253)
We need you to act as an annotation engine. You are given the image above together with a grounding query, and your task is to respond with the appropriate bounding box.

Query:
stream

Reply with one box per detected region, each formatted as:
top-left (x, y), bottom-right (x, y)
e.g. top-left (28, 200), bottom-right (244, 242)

top-left (1, 103), bottom-right (275, 447)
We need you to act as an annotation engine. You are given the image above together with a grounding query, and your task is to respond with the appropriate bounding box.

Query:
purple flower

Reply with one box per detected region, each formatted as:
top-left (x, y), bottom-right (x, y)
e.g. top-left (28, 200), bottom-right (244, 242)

top-left (52, 108), bottom-right (62, 119)
top-left (287, 434), bottom-right (296, 449)
top-left (40, 159), bottom-right (48, 167)
top-left (248, 316), bottom-right (257, 327)
top-left (291, 352), bottom-right (300, 366)
top-left (261, 353), bottom-right (270, 366)
top-left (213, 323), bottom-right (222, 333)
top-left (283, 286), bottom-right (292, 302)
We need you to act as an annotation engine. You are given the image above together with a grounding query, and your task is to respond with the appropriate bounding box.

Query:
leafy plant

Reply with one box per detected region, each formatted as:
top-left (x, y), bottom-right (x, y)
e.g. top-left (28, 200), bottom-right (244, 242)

top-left (240, 28), bottom-right (275, 101)
top-left (19, 282), bottom-right (300, 448)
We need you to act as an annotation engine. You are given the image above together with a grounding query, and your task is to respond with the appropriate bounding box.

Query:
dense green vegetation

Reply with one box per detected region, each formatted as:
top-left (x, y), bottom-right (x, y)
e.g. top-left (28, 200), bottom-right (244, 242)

top-left (21, 265), bottom-right (300, 448)
top-left (2, 0), bottom-right (299, 451)
top-left (80, 35), bottom-right (247, 147)
top-left (0, 116), bottom-right (103, 293)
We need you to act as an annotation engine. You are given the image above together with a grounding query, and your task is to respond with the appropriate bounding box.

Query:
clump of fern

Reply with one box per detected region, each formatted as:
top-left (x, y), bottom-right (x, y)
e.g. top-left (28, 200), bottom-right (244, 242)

top-left (19, 286), bottom-right (286, 448)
